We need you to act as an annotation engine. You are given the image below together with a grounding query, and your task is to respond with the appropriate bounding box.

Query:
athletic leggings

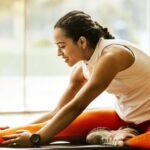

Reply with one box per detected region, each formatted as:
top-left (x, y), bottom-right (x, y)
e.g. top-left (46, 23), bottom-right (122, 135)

top-left (53, 109), bottom-right (150, 143)
top-left (0, 109), bottom-right (150, 144)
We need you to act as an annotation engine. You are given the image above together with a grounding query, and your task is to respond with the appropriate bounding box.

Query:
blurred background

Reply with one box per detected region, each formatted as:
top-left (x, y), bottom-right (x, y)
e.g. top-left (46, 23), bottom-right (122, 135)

top-left (0, 0), bottom-right (150, 126)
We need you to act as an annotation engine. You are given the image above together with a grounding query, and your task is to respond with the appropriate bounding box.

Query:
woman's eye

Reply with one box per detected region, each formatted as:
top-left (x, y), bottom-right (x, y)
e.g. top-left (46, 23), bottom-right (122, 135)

top-left (59, 46), bottom-right (65, 49)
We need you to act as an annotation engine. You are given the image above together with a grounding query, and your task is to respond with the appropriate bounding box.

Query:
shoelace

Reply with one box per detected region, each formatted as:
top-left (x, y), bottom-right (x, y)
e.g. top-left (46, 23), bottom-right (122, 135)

top-left (98, 136), bottom-right (126, 146)
top-left (100, 132), bottom-right (124, 146)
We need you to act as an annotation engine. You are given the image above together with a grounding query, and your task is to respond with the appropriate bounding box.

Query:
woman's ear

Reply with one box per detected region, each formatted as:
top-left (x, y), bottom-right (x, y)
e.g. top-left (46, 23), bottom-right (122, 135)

top-left (77, 36), bottom-right (87, 49)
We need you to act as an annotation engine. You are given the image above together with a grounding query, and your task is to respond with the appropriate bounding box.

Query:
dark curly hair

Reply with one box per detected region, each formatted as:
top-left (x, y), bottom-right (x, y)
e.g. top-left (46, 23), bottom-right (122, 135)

top-left (54, 10), bottom-right (115, 49)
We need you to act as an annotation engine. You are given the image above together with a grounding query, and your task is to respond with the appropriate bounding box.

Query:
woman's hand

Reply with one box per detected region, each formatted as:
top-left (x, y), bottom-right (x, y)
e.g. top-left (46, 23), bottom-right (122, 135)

top-left (1, 130), bottom-right (33, 148)
top-left (0, 126), bottom-right (9, 130)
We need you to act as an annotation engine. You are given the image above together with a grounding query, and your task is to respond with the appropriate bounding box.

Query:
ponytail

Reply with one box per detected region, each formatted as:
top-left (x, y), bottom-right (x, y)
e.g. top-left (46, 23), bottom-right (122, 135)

top-left (94, 21), bottom-right (115, 39)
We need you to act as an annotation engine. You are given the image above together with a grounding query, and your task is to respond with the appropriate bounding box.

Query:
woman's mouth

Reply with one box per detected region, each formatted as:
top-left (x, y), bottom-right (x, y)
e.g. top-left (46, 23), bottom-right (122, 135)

top-left (65, 58), bottom-right (69, 62)
top-left (62, 57), bottom-right (69, 62)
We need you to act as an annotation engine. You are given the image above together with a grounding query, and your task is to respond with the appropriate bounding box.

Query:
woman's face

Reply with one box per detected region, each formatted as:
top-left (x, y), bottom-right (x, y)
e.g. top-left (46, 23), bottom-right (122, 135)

top-left (54, 28), bottom-right (84, 66)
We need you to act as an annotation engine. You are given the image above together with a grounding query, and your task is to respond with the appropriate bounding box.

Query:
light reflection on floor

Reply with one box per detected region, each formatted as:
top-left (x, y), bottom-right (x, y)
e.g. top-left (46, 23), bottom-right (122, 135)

top-left (0, 112), bottom-right (46, 127)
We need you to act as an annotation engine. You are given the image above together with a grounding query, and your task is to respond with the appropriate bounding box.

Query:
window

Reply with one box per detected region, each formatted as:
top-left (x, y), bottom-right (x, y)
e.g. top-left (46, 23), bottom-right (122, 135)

top-left (0, 0), bottom-right (149, 112)
top-left (0, 0), bottom-right (24, 111)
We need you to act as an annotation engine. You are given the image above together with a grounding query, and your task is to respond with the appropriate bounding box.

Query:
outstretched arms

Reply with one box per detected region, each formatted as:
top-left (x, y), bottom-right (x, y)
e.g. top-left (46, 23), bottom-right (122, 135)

top-left (30, 65), bottom-right (87, 124)
top-left (0, 45), bottom-right (135, 147)
top-left (37, 45), bottom-right (135, 144)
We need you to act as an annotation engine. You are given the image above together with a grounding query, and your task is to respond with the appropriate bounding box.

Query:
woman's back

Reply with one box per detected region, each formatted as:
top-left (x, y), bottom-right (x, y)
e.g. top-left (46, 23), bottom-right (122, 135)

top-left (81, 38), bottom-right (150, 124)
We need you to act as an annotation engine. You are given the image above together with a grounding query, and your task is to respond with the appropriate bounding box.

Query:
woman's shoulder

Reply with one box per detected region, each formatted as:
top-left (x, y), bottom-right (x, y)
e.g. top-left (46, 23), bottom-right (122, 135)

top-left (95, 38), bottom-right (134, 57)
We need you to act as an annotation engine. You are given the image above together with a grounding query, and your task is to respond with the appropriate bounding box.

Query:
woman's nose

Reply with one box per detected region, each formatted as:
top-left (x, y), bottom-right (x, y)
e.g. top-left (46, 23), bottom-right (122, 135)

top-left (57, 49), bottom-right (63, 56)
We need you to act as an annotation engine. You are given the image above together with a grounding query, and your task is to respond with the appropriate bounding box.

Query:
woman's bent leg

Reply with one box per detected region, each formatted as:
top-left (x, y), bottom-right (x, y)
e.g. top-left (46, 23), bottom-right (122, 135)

top-left (126, 121), bottom-right (150, 149)
top-left (0, 109), bottom-right (128, 144)
top-left (53, 109), bottom-right (128, 143)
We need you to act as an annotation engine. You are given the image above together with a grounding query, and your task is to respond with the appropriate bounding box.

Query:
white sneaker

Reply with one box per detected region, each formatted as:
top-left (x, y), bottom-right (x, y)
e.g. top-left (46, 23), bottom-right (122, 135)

top-left (86, 126), bottom-right (139, 146)
top-left (86, 127), bottom-right (115, 145)
top-left (113, 126), bottom-right (139, 146)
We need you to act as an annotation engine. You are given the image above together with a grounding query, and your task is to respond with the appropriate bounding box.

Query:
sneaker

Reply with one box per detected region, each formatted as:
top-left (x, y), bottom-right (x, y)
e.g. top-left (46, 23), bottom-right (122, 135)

top-left (86, 126), bottom-right (139, 146)
top-left (86, 127), bottom-right (115, 145)
top-left (113, 126), bottom-right (139, 146)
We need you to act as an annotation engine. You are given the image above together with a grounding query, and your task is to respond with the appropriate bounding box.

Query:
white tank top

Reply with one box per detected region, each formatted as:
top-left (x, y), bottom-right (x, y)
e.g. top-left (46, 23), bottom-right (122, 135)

top-left (81, 38), bottom-right (150, 124)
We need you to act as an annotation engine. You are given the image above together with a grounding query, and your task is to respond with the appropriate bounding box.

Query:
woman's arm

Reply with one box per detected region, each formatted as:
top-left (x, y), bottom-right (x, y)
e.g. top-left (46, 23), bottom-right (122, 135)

top-left (37, 45), bottom-right (135, 145)
top-left (0, 45), bottom-right (135, 147)
top-left (30, 65), bottom-right (87, 124)
top-left (0, 65), bottom-right (87, 145)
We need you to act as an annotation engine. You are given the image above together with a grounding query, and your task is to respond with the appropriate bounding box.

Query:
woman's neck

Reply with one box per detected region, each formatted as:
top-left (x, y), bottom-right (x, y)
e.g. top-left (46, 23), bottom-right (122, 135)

top-left (84, 47), bottom-right (95, 61)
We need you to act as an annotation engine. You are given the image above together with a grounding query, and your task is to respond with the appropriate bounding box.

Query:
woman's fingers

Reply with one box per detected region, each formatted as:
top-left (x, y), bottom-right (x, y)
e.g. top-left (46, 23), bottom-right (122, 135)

top-left (0, 126), bottom-right (9, 130)
top-left (16, 130), bottom-right (28, 134)
top-left (1, 138), bottom-right (18, 147)
top-left (2, 134), bottom-right (19, 140)
top-left (1, 135), bottom-right (20, 147)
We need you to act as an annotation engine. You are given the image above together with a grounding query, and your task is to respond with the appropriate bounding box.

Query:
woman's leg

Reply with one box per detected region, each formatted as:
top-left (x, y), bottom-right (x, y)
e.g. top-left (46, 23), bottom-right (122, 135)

top-left (135, 120), bottom-right (150, 133)
top-left (53, 109), bottom-right (128, 143)
top-left (0, 109), bottom-right (127, 144)
top-left (126, 121), bottom-right (150, 149)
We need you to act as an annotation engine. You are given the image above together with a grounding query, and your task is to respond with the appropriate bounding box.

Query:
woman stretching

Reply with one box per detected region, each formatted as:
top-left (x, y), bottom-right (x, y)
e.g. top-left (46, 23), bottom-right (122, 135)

top-left (0, 10), bottom-right (150, 148)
